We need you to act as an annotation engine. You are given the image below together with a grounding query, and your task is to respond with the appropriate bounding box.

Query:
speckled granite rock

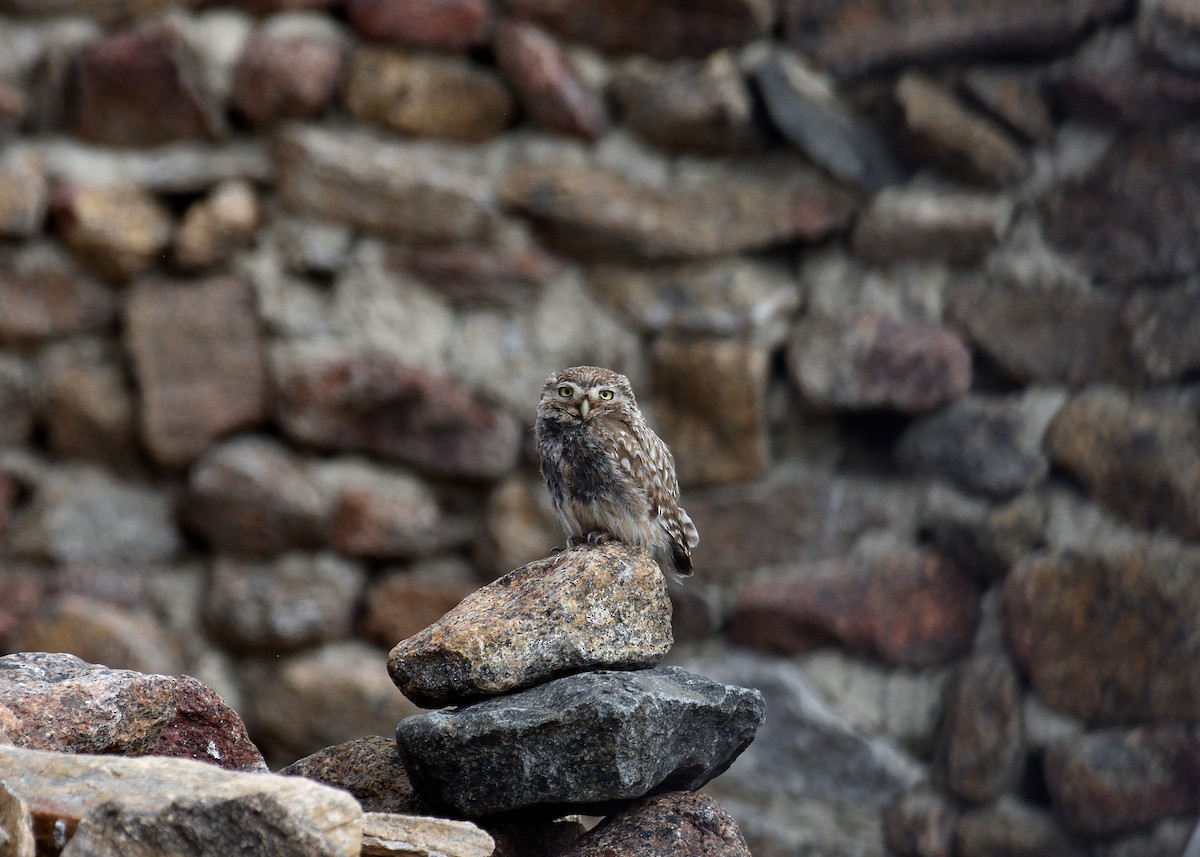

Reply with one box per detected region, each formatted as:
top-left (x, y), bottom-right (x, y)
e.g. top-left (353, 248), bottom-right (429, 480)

top-left (282, 736), bottom-right (431, 815)
top-left (560, 791), bottom-right (751, 856)
top-left (396, 666), bottom-right (764, 817)
top-left (388, 542), bottom-right (672, 708)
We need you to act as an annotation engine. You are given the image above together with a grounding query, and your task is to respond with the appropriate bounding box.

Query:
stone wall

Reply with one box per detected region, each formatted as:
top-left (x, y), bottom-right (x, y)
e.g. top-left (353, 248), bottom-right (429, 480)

top-left (2, 0), bottom-right (1200, 853)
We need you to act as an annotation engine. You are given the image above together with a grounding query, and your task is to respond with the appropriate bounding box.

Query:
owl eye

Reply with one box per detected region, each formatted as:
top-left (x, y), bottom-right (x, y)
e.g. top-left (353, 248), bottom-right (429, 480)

top-left (558, 385), bottom-right (573, 398)
top-left (598, 389), bottom-right (614, 401)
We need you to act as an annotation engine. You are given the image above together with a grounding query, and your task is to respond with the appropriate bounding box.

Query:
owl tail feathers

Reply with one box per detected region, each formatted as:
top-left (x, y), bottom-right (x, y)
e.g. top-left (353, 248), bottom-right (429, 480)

top-left (671, 543), bottom-right (694, 578)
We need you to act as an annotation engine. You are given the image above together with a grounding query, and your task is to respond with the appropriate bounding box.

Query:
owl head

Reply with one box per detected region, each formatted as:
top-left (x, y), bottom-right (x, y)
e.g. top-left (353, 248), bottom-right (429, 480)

top-left (538, 366), bottom-right (636, 422)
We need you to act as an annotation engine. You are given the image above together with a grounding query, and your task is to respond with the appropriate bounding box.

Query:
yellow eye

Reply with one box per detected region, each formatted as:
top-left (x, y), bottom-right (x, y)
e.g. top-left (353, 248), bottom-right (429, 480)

top-left (598, 389), bottom-right (614, 400)
top-left (558, 385), bottom-right (573, 398)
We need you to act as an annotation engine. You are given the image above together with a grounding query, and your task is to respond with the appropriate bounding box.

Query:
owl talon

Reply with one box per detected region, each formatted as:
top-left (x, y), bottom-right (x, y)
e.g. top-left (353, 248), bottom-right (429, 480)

top-left (585, 531), bottom-right (610, 547)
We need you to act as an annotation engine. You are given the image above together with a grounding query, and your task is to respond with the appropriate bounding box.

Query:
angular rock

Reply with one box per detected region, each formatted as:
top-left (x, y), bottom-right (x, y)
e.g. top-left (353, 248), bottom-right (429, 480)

top-left (1140, 0), bottom-right (1200, 74)
top-left (495, 21), bottom-right (608, 141)
top-left (361, 813), bottom-right (494, 857)
top-left (782, 0), bottom-right (1128, 78)
top-left (362, 574), bottom-right (476, 648)
top-left (0, 744), bottom-right (361, 857)
top-left (884, 789), bottom-right (958, 857)
top-left (501, 156), bottom-right (855, 260)
top-left (204, 553), bottom-right (365, 653)
top-left (650, 338), bottom-right (769, 487)
top-left (150, 674), bottom-right (267, 773)
top-left (231, 19), bottom-right (346, 125)
top-left (52, 181), bottom-right (173, 283)
top-left (757, 50), bottom-right (902, 190)
top-left (0, 149), bottom-right (47, 237)
top-left (14, 594), bottom-right (182, 677)
top-left (933, 654), bottom-right (1023, 804)
top-left (0, 266), bottom-right (114, 346)
top-left (788, 313), bottom-right (971, 412)
top-left (282, 736), bottom-right (431, 815)
top-left (1123, 284), bottom-right (1200, 381)
top-left (245, 641), bottom-right (421, 766)
top-left (388, 542), bottom-right (671, 708)
top-left (273, 350), bottom-right (520, 479)
top-left (612, 53), bottom-right (762, 155)
top-left (505, 0), bottom-right (774, 59)
top-left (397, 666), bottom-right (764, 817)
top-left (344, 46), bottom-right (514, 143)
top-left (948, 280), bottom-right (1137, 387)
top-left (1045, 390), bottom-right (1200, 538)
top-left (6, 466), bottom-right (181, 564)
top-left (587, 256), bottom-right (801, 338)
top-left (125, 276), bottom-right (267, 468)
top-left (346, 0), bottom-right (491, 51)
top-left (954, 797), bottom-right (1085, 857)
top-left (895, 73), bottom-right (1030, 188)
top-left (1042, 130), bottom-right (1200, 284)
top-left (74, 18), bottom-right (225, 146)
top-left (1050, 28), bottom-right (1200, 128)
top-left (39, 342), bottom-right (138, 466)
top-left (896, 391), bottom-right (1062, 499)
top-left (182, 436), bottom-right (326, 557)
top-left (1045, 725), bottom-right (1200, 837)
top-left (852, 185), bottom-right (1013, 264)
top-left (729, 551), bottom-right (978, 666)
top-left (276, 125), bottom-right (499, 241)
top-left (173, 178), bottom-right (262, 270)
top-left (961, 67), bottom-right (1055, 146)
top-left (386, 243), bottom-right (561, 309)
top-left (0, 652), bottom-right (176, 755)
top-left (1005, 546), bottom-right (1200, 722)
top-left (562, 792), bottom-right (750, 857)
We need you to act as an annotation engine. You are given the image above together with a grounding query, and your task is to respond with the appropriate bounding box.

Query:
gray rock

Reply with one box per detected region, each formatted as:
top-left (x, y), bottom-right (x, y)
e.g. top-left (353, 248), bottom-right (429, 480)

top-left (396, 666), bottom-right (764, 817)
top-left (852, 184), bottom-right (1013, 264)
top-left (388, 542), bottom-right (671, 709)
top-left (1140, 0), bottom-right (1200, 75)
top-left (0, 354), bottom-right (33, 448)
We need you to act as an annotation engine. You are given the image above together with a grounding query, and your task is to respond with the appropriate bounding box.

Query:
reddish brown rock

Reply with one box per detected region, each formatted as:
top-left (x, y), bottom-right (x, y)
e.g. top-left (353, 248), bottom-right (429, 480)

top-left (0, 652), bottom-right (176, 755)
top-left (0, 150), bottom-right (47, 238)
top-left (729, 551), bottom-right (978, 667)
top-left (0, 267), bottom-right (115, 346)
top-left (651, 338), bottom-right (769, 487)
top-left (328, 468), bottom-right (472, 560)
top-left (1045, 390), bottom-right (1200, 539)
top-left (150, 675), bottom-right (267, 772)
top-left (560, 791), bottom-right (750, 857)
top-left (501, 157), bottom-right (855, 260)
top-left (362, 574), bottom-right (476, 647)
top-left (386, 243), bottom-right (561, 308)
top-left (273, 351), bottom-right (520, 479)
top-left (1005, 547), bottom-right (1200, 722)
top-left (343, 46), bottom-right (514, 143)
top-left (2, 0), bottom-right (176, 26)
top-left (934, 654), bottom-right (1023, 804)
top-left (282, 735), bottom-right (432, 815)
top-left (14, 594), bottom-right (181, 677)
top-left (347, 0), bottom-right (491, 50)
top-left (196, 0), bottom-right (337, 13)
top-left (782, 0), bottom-right (1128, 78)
top-left (173, 179), bottom-right (262, 271)
top-left (506, 0), bottom-right (773, 59)
top-left (124, 276), bottom-right (267, 468)
top-left (74, 18), bottom-right (225, 147)
top-left (884, 789), bottom-right (958, 857)
top-left (895, 73), bottom-right (1030, 188)
top-left (613, 53), bottom-right (761, 155)
top-left (495, 21), bottom-right (608, 140)
top-left (181, 436), bottom-right (326, 557)
top-left (787, 313), bottom-right (972, 413)
top-left (40, 350), bottom-right (138, 466)
top-left (232, 23), bottom-right (346, 125)
top-left (1042, 130), bottom-right (1200, 284)
top-left (204, 554), bottom-right (365, 654)
top-left (1045, 725), bottom-right (1200, 836)
top-left (53, 182), bottom-right (173, 284)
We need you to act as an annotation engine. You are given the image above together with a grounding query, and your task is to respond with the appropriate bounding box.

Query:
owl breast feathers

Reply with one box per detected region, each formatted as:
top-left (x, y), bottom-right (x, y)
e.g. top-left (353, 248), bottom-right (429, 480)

top-left (534, 365), bottom-right (699, 580)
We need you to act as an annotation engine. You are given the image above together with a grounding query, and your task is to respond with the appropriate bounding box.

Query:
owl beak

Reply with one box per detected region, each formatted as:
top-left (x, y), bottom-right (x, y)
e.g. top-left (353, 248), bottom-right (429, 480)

top-left (579, 399), bottom-right (591, 418)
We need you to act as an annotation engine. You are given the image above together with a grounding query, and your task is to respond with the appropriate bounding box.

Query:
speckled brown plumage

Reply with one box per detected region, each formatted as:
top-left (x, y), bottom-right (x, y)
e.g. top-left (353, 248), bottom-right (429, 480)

top-left (535, 365), bottom-right (699, 579)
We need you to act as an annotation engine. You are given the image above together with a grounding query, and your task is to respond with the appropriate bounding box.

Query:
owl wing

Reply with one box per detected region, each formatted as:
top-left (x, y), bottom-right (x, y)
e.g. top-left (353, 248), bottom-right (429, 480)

top-left (611, 417), bottom-right (700, 564)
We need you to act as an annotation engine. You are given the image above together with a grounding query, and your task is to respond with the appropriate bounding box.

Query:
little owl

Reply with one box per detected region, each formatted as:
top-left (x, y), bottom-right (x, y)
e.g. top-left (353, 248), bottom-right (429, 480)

top-left (535, 365), bottom-right (699, 580)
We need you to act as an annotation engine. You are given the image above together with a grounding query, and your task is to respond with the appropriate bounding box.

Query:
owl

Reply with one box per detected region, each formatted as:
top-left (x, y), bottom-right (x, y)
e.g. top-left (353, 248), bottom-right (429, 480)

top-left (535, 366), bottom-right (699, 580)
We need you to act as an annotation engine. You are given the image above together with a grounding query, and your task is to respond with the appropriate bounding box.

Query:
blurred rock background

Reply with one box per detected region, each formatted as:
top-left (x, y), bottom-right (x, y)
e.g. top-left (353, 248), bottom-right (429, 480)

top-left (1, 0), bottom-right (1200, 854)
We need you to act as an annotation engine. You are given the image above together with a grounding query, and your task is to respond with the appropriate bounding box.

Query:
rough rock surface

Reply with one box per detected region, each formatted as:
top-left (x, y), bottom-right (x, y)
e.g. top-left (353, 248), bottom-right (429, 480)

top-left (560, 791), bottom-right (752, 857)
top-left (388, 542), bottom-right (672, 708)
top-left (396, 666), bottom-right (765, 817)
top-left (361, 812), bottom-right (494, 857)
top-left (282, 736), bottom-right (430, 815)
top-left (150, 674), bottom-right (267, 773)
